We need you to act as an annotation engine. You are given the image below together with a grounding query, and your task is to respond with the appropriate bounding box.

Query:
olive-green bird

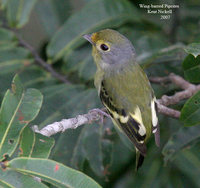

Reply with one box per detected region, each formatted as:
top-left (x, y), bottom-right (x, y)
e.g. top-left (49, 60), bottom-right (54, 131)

top-left (83, 29), bottom-right (160, 170)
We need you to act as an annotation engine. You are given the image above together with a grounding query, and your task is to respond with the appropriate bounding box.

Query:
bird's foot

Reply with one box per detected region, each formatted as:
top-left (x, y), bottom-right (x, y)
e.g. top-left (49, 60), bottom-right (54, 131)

top-left (88, 108), bottom-right (110, 124)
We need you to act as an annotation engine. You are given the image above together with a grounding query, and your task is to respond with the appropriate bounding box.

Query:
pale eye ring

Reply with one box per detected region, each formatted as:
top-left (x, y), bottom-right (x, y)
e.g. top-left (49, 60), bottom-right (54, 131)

top-left (100, 43), bottom-right (109, 51)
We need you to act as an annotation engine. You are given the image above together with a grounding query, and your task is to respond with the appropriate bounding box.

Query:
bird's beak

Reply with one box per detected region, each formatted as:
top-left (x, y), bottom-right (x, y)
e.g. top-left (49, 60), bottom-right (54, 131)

top-left (82, 34), bottom-right (93, 45)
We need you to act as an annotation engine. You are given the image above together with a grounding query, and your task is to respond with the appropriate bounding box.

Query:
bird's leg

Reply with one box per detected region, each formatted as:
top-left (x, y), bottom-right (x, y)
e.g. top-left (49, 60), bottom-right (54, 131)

top-left (88, 108), bottom-right (110, 124)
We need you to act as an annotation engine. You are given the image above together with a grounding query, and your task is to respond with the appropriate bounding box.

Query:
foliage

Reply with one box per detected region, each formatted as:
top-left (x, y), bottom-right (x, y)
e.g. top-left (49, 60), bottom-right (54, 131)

top-left (0, 0), bottom-right (200, 187)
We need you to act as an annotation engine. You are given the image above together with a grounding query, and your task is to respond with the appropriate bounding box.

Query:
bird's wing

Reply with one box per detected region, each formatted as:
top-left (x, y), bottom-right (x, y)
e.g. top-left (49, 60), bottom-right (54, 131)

top-left (100, 80), bottom-right (147, 156)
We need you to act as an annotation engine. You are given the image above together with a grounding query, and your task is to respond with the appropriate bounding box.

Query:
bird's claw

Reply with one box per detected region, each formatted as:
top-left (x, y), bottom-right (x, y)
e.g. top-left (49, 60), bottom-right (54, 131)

top-left (88, 108), bottom-right (110, 124)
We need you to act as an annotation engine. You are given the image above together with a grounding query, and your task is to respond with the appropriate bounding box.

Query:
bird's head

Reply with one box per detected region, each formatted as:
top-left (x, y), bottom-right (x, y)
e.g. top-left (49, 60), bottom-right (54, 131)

top-left (83, 29), bottom-right (135, 70)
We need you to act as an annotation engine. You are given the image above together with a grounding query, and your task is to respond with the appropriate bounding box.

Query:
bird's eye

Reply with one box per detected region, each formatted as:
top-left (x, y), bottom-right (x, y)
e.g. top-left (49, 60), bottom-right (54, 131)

top-left (100, 44), bottom-right (109, 51)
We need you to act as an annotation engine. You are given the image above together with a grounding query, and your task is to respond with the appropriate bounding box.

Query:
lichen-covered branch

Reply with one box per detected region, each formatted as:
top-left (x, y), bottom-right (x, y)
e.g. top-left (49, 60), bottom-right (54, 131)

top-left (33, 109), bottom-right (109, 137)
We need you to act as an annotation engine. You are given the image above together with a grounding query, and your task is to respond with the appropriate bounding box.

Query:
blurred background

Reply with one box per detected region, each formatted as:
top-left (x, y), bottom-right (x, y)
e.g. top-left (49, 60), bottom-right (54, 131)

top-left (0, 0), bottom-right (200, 187)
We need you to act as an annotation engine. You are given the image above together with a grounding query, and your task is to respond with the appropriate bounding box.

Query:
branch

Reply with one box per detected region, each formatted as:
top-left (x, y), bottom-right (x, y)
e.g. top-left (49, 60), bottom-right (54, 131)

top-left (151, 73), bottom-right (200, 118)
top-left (18, 36), bottom-right (70, 84)
top-left (156, 103), bottom-right (180, 119)
top-left (3, 24), bottom-right (70, 84)
top-left (151, 73), bottom-right (200, 106)
top-left (33, 109), bottom-right (109, 137)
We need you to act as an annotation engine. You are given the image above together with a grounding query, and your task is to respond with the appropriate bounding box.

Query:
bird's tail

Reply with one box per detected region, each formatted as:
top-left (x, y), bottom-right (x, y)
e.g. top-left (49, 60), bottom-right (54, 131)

top-left (135, 150), bottom-right (144, 171)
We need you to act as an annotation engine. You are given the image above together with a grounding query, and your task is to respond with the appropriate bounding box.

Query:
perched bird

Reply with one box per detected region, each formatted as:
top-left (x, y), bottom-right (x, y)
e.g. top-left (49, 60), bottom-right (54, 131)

top-left (83, 29), bottom-right (160, 170)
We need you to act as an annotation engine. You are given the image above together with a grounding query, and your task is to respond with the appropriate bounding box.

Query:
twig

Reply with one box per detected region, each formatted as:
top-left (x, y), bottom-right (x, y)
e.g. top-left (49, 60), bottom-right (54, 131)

top-left (151, 73), bottom-right (200, 118)
top-left (152, 73), bottom-right (200, 106)
top-left (33, 109), bottom-right (109, 137)
top-left (2, 24), bottom-right (70, 84)
top-left (18, 36), bottom-right (70, 84)
top-left (149, 76), bottom-right (171, 84)
top-left (156, 103), bottom-right (180, 119)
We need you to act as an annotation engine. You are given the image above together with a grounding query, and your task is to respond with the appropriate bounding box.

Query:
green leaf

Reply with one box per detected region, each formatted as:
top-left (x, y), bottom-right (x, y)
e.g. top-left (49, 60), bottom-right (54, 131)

top-left (6, 0), bottom-right (38, 28)
top-left (0, 47), bottom-right (30, 63)
top-left (35, 0), bottom-right (71, 37)
top-left (139, 43), bottom-right (185, 68)
top-left (83, 124), bottom-right (103, 176)
top-left (162, 126), bottom-right (200, 162)
top-left (19, 126), bottom-right (54, 158)
top-left (50, 0), bottom-right (71, 23)
top-left (184, 43), bottom-right (200, 58)
top-left (180, 91), bottom-right (200, 126)
top-left (34, 84), bottom-right (85, 127)
top-left (0, 75), bottom-right (43, 160)
top-left (47, 0), bottom-right (140, 61)
top-left (101, 139), bottom-right (113, 169)
top-left (19, 126), bottom-right (35, 157)
top-left (63, 46), bottom-right (96, 81)
top-left (35, 0), bottom-right (61, 37)
top-left (0, 45), bottom-right (31, 95)
top-left (0, 0), bottom-right (9, 9)
top-left (182, 54), bottom-right (200, 83)
top-left (78, 55), bottom-right (95, 81)
top-left (8, 157), bottom-right (102, 188)
top-left (30, 133), bottom-right (55, 158)
top-left (0, 28), bottom-right (18, 50)
top-left (0, 65), bottom-right (49, 105)
top-left (0, 28), bottom-right (16, 42)
top-left (19, 65), bottom-right (56, 89)
top-left (51, 89), bottom-right (106, 176)
top-left (174, 149), bottom-right (200, 187)
top-left (0, 168), bottom-right (48, 188)
top-left (0, 47), bottom-right (31, 75)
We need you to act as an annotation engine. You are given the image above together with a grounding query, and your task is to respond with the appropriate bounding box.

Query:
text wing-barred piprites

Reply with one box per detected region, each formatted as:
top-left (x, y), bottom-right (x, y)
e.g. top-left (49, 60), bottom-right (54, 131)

top-left (100, 81), bottom-right (147, 155)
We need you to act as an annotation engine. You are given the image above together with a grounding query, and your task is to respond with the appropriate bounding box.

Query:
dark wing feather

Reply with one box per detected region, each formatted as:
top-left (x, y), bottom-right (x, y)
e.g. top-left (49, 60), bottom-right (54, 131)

top-left (136, 153), bottom-right (144, 171)
top-left (100, 81), bottom-right (147, 156)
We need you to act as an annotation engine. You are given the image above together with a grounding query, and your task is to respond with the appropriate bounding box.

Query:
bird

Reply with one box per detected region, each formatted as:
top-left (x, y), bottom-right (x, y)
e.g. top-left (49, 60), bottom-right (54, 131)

top-left (83, 29), bottom-right (160, 170)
